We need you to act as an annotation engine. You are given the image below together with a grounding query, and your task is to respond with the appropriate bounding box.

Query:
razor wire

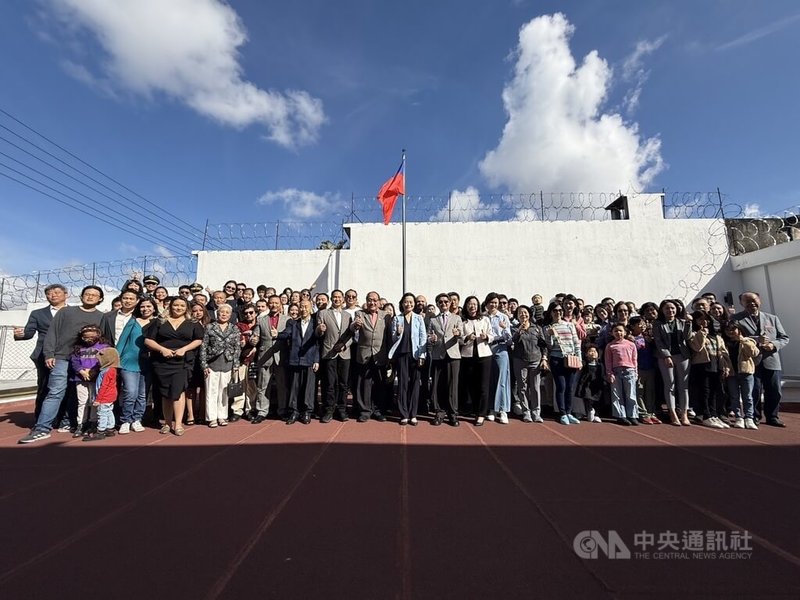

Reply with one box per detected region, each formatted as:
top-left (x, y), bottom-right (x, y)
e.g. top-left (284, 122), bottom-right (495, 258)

top-left (202, 220), bottom-right (349, 251)
top-left (0, 255), bottom-right (197, 310)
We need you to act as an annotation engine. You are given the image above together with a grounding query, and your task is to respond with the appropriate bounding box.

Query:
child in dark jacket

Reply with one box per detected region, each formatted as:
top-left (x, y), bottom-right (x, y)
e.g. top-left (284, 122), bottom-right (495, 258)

top-left (575, 344), bottom-right (604, 422)
top-left (83, 348), bottom-right (119, 442)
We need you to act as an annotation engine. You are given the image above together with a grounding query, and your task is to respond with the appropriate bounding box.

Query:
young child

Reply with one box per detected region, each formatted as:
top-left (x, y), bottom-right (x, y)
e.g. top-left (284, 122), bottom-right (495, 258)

top-left (630, 316), bottom-right (660, 424)
top-left (530, 294), bottom-right (544, 325)
top-left (83, 348), bottom-right (120, 441)
top-left (575, 344), bottom-right (604, 422)
top-left (604, 323), bottom-right (640, 425)
top-left (725, 323), bottom-right (760, 430)
top-left (69, 325), bottom-right (109, 437)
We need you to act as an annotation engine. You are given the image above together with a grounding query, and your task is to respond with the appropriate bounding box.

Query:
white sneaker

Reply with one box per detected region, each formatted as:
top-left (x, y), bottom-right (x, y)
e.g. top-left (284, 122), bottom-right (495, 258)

top-left (497, 411), bottom-right (509, 424)
top-left (588, 408), bottom-right (596, 422)
top-left (733, 418), bottom-right (745, 429)
top-left (744, 418), bottom-right (759, 430)
top-left (119, 423), bottom-right (131, 435)
top-left (592, 415), bottom-right (603, 423)
top-left (703, 418), bottom-right (723, 429)
top-left (522, 411), bottom-right (533, 423)
top-left (486, 413), bottom-right (496, 422)
top-left (533, 415), bottom-right (544, 423)
top-left (57, 424), bottom-right (72, 433)
top-left (131, 421), bottom-right (145, 433)
top-left (716, 417), bottom-right (730, 429)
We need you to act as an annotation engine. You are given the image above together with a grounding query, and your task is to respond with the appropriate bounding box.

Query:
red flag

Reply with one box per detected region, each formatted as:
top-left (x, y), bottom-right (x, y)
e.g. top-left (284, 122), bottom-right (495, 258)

top-left (376, 160), bottom-right (405, 225)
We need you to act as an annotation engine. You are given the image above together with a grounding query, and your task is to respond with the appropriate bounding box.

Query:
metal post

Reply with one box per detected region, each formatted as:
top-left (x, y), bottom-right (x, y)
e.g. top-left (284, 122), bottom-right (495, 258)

top-left (716, 187), bottom-right (726, 220)
top-left (34, 273), bottom-right (41, 303)
top-left (92, 262), bottom-right (97, 285)
top-left (401, 149), bottom-right (407, 293)
top-left (0, 277), bottom-right (5, 310)
top-left (202, 219), bottom-right (209, 251)
top-left (448, 190), bottom-right (452, 222)
top-left (142, 256), bottom-right (148, 275)
top-left (350, 193), bottom-right (354, 222)
top-left (540, 191), bottom-right (544, 221)
top-left (275, 221), bottom-right (280, 250)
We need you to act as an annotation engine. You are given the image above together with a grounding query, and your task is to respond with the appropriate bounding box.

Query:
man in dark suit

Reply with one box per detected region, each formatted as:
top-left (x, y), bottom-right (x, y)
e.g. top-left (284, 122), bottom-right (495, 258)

top-left (427, 293), bottom-right (463, 426)
top-left (350, 291), bottom-right (391, 422)
top-left (13, 284), bottom-right (68, 419)
top-left (280, 300), bottom-right (319, 424)
top-left (732, 291), bottom-right (791, 427)
top-left (99, 290), bottom-right (138, 346)
top-left (315, 289), bottom-right (353, 423)
top-left (251, 295), bottom-right (290, 422)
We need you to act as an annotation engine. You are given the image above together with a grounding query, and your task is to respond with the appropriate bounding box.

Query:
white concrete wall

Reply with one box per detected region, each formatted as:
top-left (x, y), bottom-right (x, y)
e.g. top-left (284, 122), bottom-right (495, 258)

top-left (733, 241), bottom-right (800, 379)
top-left (196, 194), bottom-right (742, 307)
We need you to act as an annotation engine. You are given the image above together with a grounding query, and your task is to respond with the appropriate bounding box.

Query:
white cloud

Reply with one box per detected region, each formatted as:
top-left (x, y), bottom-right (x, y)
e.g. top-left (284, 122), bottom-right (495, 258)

top-left (431, 187), bottom-right (498, 222)
top-left (621, 36), bottom-right (666, 114)
top-left (716, 13), bottom-right (800, 51)
top-left (479, 13), bottom-right (664, 197)
top-left (742, 203), bottom-right (762, 218)
top-left (257, 188), bottom-right (343, 219)
top-left (154, 245), bottom-right (174, 258)
top-left (51, 0), bottom-right (326, 147)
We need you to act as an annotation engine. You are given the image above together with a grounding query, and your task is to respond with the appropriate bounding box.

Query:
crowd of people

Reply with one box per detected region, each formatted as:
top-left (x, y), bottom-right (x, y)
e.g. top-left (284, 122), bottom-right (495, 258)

top-left (13, 274), bottom-right (791, 444)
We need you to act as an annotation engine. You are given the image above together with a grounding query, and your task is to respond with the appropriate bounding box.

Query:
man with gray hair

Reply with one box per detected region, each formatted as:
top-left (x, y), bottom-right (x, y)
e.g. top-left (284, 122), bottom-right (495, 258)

top-left (732, 291), bottom-right (790, 427)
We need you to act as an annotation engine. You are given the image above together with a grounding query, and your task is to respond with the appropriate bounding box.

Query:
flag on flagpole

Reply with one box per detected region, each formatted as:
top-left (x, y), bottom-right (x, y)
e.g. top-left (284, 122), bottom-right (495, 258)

top-left (376, 159), bottom-right (405, 225)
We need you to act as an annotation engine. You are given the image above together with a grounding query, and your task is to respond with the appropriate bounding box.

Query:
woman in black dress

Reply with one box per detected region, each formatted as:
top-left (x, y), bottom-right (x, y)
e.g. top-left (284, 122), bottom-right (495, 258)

top-left (144, 297), bottom-right (203, 435)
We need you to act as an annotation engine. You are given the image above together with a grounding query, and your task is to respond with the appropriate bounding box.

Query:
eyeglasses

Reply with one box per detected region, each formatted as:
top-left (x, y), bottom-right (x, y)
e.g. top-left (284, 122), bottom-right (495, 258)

top-left (345, 295), bottom-right (357, 299)
top-left (366, 298), bottom-right (379, 303)
top-left (499, 300), bottom-right (508, 305)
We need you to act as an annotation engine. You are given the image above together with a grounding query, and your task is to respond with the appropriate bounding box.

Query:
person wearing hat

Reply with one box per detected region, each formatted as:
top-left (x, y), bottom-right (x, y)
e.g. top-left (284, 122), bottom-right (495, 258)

top-left (189, 282), bottom-right (204, 294)
top-left (143, 275), bottom-right (160, 300)
top-left (83, 348), bottom-right (120, 441)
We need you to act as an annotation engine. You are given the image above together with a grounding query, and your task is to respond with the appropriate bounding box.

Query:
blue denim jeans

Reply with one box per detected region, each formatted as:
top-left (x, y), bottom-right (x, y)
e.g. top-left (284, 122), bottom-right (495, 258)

top-left (97, 403), bottom-right (115, 431)
top-left (727, 373), bottom-right (754, 418)
top-left (550, 356), bottom-right (576, 416)
top-left (611, 367), bottom-right (639, 419)
top-left (491, 347), bottom-right (511, 413)
top-left (120, 369), bottom-right (147, 424)
top-left (33, 359), bottom-right (70, 433)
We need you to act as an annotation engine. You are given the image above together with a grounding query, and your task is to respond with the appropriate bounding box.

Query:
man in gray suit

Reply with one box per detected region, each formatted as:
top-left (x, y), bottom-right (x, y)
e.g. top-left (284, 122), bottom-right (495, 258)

top-left (250, 295), bottom-right (290, 423)
top-left (14, 284), bottom-right (68, 420)
top-left (427, 293), bottom-right (462, 426)
top-left (315, 289), bottom-right (353, 423)
top-left (732, 291), bottom-right (790, 427)
top-left (350, 291), bottom-right (390, 422)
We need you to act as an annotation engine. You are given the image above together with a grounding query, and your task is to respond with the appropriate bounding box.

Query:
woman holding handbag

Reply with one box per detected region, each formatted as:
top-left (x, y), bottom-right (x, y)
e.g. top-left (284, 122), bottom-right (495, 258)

top-left (544, 302), bottom-right (582, 425)
top-left (199, 304), bottom-right (240, 428)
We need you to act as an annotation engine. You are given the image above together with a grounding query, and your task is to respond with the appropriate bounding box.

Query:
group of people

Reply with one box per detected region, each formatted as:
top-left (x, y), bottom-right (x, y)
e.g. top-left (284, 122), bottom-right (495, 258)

top-left (13, 274), bottom-right (790, 444)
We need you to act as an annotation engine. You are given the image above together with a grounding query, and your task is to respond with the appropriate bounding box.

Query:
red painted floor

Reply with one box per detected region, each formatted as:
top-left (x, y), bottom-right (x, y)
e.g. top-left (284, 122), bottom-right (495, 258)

top-left (1, 399), bottom-right (799, 600)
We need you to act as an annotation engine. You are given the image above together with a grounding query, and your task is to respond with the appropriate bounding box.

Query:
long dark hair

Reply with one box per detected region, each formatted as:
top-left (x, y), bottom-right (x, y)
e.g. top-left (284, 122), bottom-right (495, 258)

top-left (461, 296), bottom-right (481, 320)
top-left (543, 301), bottom-right (563, 326)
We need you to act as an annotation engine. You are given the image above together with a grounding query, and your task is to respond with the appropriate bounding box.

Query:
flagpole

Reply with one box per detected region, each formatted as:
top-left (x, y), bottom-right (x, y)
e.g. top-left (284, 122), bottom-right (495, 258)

top-left (401, 149), bottom-right (407, 293)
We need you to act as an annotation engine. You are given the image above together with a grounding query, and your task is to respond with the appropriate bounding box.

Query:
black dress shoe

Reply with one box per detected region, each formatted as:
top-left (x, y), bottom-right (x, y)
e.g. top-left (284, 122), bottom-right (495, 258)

top-left (285, 414), bottom-right (297, 425)
top-left (372, 412), bottom-right (387, 422)
top-left (432, 415), bottom-right (443, 426)
top-left (336, 413), bottom-right (349, 422)
top-left (449, 416), bottom-right (460, 427)
top-left (242, 413), bottom-right (253, 421)
top-left (229, 414), bottom-right (241, 422)
top-left (616, 418), bottom-right (631, 426)
top-left (300, 413), bottom-right (312, 424)
top-left (251, 415), bottom-right (265, 424)
top-left (767, 419), bottom-right (786, 428)
top-left (628, 418), bottom-right (640, 426)
top-left (357, 414), bottom-right (369, 423)
top-left (321, 413), bottom-right (333, 423)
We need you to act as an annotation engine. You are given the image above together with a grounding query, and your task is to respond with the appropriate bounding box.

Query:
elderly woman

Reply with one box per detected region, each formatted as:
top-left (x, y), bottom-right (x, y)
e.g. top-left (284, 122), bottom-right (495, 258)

top-left (200, 304), bottom-right (240, 428)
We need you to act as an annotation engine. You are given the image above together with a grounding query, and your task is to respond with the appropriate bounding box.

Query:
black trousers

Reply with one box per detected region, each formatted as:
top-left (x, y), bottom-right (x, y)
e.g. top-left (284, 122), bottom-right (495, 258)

top-left (460, 356), bottom-right (491, 417)
top-left (431, 357), bottom-right (460, 417)
top-left (322, 357), bottom-right (350, 416)
top-left (689, 364), bottom-right (723, 420)
top-left (288, 365), bottom-right (316, 416)
top-left (395, 354), bottom-right (421, 420)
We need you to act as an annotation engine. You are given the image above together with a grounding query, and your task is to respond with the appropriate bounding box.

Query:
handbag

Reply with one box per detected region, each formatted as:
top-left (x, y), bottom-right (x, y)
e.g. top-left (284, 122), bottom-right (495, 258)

top-left (566, 354), bottom-right (583, 370)
top-left (226, 367), bottom-right (245, 398)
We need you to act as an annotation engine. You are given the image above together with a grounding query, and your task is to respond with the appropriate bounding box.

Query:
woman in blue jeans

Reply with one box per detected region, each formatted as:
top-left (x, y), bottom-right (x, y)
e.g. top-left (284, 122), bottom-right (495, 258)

top-left (544, 303), bottom-right (581, 425)
top-left (117, 298), bottom-right (156, 433)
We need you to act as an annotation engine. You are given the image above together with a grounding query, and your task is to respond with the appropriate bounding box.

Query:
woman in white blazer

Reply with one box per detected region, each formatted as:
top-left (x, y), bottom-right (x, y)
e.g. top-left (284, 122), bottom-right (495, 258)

top-left (459, 296), bottom-right (495, 426)
top-left (389, 293), bottom-right (427, 425)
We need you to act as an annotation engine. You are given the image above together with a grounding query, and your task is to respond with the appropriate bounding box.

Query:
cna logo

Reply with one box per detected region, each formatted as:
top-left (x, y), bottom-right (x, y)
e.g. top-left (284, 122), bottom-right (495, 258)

top-left (573, 530), bottom-right (631, 559)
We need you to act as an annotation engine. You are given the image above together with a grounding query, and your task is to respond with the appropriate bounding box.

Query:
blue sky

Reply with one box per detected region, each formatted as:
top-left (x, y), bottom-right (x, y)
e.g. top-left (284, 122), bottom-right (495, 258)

top-left (1, 0), bottom-right (799, 274)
